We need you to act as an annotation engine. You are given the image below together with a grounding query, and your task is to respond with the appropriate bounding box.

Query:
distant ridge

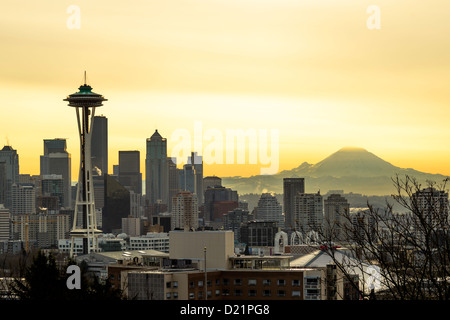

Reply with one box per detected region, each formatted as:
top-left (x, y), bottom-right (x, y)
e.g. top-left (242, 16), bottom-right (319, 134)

top-left (220, 147), bottom-right (449, 196)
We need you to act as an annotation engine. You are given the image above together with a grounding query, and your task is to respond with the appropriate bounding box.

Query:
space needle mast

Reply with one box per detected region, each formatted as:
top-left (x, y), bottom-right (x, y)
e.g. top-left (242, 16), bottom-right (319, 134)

top-left (64, 72), bottom-right (107, 257)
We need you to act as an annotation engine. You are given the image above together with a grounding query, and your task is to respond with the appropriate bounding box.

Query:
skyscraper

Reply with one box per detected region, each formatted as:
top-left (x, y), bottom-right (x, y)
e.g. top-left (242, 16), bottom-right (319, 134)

top-left (40, 139), bottom-right (72, 208)
top-left (0, 145), bottom-right (19, 210)
top-left (188, 152), bottom-right (203, 204)
top-left (0, 204), bottom-right (10, 242)
top-left (412, 187), bottom-right (449, 231)
top-left (203, 176), bottom-right (222, 195)
top-left (41, 174), bottom-right (65, 209)
top-left (295, 191), bottom-right (323, 233)
top-left (118, 150), bottom-right (142, 195)
top-left (324, 193), bottom-right (350, 242)
top-left (223, 207), bottom-right (253, 243)
top-left (11, 183), bottom-right (36, 215)
top-left (204, 186), bottom-right (238, 225)
top-left (171, 191), bottom-right (199, 231)
top-left (103, 174), bottom-right (130, 233)
top-left (255, 193), bottom-right (284, 228)
top-left (168, 157), bottom-right (180, 212)
top-left (91, 115), bottom-right (108, 176)
top-left (283, 178), bottom-right (305, 230)
top-left (145, 130), bottom-right (168, 205)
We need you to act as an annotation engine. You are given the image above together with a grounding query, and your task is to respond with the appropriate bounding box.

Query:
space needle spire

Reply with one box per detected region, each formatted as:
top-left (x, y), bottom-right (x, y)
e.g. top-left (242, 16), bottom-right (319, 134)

top-left (64, 73), bottom-right (107, 257)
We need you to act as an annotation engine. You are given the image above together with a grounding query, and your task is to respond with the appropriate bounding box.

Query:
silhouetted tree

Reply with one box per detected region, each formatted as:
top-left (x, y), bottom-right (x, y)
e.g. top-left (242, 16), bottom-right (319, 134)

top-left (304, 175), bottom-right (450, 300)
top-left (9, 250), bottom-right (124, 300)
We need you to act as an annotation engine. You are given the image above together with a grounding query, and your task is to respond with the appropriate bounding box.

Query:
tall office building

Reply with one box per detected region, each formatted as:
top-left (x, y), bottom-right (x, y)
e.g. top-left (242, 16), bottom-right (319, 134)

top-left (204, 186), bottom-right (238, 224)
top-left (283, 178), bottom-right (305, 230)
top-left (0, 205), bottom-right (10, 241)
top-left (188, 152), bottom-right (203, 204)
top-left (91, 115), bottom-right (108, 176)
top-left (255, 193), bottom-right (284, 228)
top-left (324, 193), bottom-right (350, 242)
top-left (0, 145), bottom-right (19, 209)
top-left (11, 183), bottom-right (36, 215)
top-left (0, 163), bottom-right (6, 206)
top-left (103, 174), bottom-right (130, 233)
top-left (40, 139), bottom-right (72, 208)
top-left (118, 151), bottom-right (142, 195)
top-left (223, 207), bottom-right (253, 243)
top-left (412, 187), bottom-right (449, 235)
top-left (171, 191), bottom-right (199, 231)
top-left (203, 176), bottom-right (222, 194)
top-left (41, 174), bottom-right (65, 209)
top-left (240, 220), bottom-right (279, 247)
top-left (168, 157), bottom-right (180, 212)
top-left (295, 191), bottom-right (323, 233)
top-left (146, 130), bottom-right (168, 205)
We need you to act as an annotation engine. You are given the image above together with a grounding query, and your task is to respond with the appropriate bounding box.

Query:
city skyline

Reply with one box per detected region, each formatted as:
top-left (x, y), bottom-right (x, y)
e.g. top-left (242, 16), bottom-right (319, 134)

top-left (2, 1), bottom-right (450, 179)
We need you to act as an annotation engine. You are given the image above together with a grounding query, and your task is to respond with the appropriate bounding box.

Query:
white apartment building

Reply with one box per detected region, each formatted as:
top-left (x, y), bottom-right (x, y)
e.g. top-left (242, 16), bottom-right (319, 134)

top-left (128, 233), bottom-right (170, 252)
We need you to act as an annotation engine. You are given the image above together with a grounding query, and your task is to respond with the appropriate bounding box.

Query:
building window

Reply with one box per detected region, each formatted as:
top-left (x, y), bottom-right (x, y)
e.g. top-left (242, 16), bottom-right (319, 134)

top-left (234, 279), bottom-right (242, 286)
top-left (306, 289), bottom-right (320, 296)
top-left (292, 279), bottom-right (301, 287)
top-left (189, 281), bottom-right (195, 288)
top-left (173, 281), bottom-right (178, 288)
top-left (292, 290), bottom-right (301, 297)
top-left (189, 292), bottom-right (195, 299)
top-left (234, 289), bottom-right (242, 296)
top-left (215, 289), bottom-right (221, 296)
top-left (198, 280), bottom-right (204, 287)
top-left (166, 282), bottom-right (171, 288)
top-left (248, 279), bottom-right (257, 286)
top-left (248, 289), bottom-right (257, 297)
top-left (223, 278), bottom-right (229, 285)
top-left (277, 279), bottom-right (286, 286)
top-left (306, 277), bottom-right (319, 286)
top-left (277, 290), bottom-right (286, 297)
top-left (222, 289), bottom-right (230, 296)
top-left (263, 279), bottom-right (271, 286)
top-left (263, 290), bottom-right (271, 297)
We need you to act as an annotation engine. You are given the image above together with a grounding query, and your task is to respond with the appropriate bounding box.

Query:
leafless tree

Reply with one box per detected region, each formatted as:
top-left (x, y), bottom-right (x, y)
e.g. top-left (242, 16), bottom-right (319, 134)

top-left (304, 175), bottom-right (449, 300)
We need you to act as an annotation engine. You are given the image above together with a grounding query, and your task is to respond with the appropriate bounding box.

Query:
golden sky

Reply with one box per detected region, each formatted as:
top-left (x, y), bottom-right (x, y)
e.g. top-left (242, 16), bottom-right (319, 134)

top-left (1, 0), bottom-right (450, 179)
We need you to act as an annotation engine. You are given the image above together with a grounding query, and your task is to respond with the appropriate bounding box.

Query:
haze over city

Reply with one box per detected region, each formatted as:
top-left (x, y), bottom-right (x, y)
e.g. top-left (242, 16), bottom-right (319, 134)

top-left (1, 0), bottom-right (450, 180)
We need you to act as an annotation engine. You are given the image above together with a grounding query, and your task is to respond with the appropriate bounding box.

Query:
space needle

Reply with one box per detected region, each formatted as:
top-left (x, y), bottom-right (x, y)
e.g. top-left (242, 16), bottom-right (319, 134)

top-left (64, 72), bottom-right (107, 257)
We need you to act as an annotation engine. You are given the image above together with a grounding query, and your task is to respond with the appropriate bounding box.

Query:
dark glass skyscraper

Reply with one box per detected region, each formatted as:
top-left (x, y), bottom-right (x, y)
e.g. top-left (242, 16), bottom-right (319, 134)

top-left (91, 115), bottom-right (108, 176)
top-left (145, 130), bottom-right (168, 205)
top-left (40, 139), bottom-right (72, 208)
top-left (283, 177), bottom-right (305, 230)
top-left (0, 145), bottom-right (20, 209)
top-left (118, 150), bottom-right (142, 194)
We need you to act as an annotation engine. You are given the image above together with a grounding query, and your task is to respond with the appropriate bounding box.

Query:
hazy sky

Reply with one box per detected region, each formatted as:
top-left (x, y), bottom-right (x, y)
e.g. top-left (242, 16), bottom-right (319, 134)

top-left (1, 0), bottom-right (450, 179)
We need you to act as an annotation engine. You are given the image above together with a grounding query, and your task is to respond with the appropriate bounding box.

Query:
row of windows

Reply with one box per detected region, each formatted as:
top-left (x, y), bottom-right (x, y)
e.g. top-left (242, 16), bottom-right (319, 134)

top-left (130, 239), bottom-right (168, 243)
top-left (190, 279), bottom-right (301, 288)
top-left (189, 289), bottom-right (302, 299)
